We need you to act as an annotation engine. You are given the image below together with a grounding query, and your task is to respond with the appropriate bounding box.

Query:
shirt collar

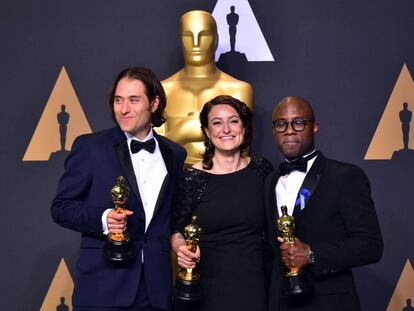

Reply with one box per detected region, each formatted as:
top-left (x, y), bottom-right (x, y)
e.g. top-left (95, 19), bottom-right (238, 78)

top-left (284, 149), bottom-right (317, 163)
top-left (124, 128), bottom-right (155, 142)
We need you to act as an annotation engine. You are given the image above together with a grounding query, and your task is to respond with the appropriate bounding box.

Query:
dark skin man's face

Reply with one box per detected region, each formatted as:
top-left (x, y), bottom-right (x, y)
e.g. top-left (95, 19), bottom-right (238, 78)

top-left (272, 99), bottom-right (319, 159)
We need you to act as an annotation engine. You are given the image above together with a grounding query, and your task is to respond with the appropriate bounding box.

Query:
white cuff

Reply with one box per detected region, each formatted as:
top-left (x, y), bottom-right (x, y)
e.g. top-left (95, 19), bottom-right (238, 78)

top-left (101, 208), bottom-right (113, 235)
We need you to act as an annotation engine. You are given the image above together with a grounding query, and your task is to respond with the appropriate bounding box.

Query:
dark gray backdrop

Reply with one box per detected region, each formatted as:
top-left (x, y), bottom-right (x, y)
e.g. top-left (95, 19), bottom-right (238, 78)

top-left (1, 0), bottom-right (413, 310)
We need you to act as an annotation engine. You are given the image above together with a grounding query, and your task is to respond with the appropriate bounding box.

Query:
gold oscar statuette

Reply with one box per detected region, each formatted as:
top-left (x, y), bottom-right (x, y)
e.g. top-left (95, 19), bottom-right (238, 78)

top-left (277, 205), bottom-right (312, 295)
top-left (174, 215), bottom-right (203, 301)
top-left (103, 176), bottom-right (135, 262)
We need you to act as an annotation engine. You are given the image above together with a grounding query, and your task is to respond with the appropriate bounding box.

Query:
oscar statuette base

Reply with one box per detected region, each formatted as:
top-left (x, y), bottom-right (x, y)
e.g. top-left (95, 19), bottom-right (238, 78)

top-left (103, 238), bottom-right (135, 263)
top-left (283, 272), bottom-right (312, 296)
top-left (174, 277), bottom-right (202, 302)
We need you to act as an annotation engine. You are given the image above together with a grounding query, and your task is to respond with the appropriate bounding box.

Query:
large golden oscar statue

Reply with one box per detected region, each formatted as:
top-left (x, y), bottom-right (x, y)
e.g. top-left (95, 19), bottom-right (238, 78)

top-left (160, 10), bottom-right (253, 165)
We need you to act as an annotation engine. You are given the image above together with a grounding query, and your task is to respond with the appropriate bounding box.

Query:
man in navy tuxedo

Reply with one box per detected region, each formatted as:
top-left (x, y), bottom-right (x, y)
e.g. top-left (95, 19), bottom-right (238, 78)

top-left (265, 96), bottom-right (383, 311)
top-left (51, 67), bottom-right (186, 311)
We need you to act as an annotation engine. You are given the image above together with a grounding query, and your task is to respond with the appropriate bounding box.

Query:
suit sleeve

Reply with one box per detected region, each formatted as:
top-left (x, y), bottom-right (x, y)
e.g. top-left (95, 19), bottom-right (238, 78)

top-left (310, 166), bottom-right (383, 276)
top-left (50, 136), bottom-right (105, 236)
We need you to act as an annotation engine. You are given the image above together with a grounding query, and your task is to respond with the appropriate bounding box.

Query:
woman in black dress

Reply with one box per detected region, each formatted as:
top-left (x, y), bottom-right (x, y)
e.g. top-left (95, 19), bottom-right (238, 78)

top-left (171, 95), bottom-right (273, 311)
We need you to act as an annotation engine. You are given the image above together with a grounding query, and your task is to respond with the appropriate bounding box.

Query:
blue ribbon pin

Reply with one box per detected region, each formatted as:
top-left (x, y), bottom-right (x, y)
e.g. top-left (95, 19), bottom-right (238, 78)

top-left (295, 188), bottom-right (311, 211)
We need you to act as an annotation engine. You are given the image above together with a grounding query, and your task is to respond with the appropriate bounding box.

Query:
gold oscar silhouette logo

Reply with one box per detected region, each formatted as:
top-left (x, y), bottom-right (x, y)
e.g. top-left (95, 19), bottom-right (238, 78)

top-left (386, 259), bottom-right (414, 311)
top-left (23, 66), bottom-right (92, 161)
top-left (365, 63), bottom-right (414, 160)
top-left (40, 258), bottom-right (74, 311)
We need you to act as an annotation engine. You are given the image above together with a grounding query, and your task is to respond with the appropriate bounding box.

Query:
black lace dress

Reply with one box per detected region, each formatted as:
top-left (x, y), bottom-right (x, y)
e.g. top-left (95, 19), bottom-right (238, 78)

top-left (173, 156), bottom-right (273, 311)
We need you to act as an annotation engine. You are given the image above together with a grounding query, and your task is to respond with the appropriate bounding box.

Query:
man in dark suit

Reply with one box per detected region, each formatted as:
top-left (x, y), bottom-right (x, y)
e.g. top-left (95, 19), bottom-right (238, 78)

top-left (51, 67), bottom-right (186, 311)
top-left (265, 96), bottom-right (383, 311)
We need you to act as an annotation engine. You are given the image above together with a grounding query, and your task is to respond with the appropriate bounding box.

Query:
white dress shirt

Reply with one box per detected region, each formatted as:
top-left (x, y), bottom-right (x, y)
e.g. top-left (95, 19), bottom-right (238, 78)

top-left (102, 129), bottom-right (167, 233)
top-left (275, 151), bottom-right (317, 217)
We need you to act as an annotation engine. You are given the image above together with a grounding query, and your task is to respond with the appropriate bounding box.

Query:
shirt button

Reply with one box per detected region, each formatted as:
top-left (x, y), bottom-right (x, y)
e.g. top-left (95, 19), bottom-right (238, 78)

top-left (143, 180), bottom-right (147, 184)
top-left (141, 158), bottom-right (145, 162)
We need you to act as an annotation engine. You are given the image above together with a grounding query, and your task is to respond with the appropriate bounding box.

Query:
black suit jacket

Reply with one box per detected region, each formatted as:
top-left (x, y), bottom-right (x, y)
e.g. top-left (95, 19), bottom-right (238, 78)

top-left (265, 153), bottom-right (383, 311)
top-left (51, 126), bottom-right (186, 310)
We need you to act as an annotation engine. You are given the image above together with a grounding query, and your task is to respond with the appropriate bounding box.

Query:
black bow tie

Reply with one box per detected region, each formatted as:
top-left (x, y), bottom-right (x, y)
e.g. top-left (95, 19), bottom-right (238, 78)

top-left (279, 151), bottom-right (318, 176)
top-left (130, 138), bottom-right (156, 154)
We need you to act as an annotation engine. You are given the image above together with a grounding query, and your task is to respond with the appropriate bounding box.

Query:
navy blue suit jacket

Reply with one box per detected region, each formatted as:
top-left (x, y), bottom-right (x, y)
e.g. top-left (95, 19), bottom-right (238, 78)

top-left (51, 126), bottom-right (186, 310)
top-left (265, 153), bottom-right (383, 311)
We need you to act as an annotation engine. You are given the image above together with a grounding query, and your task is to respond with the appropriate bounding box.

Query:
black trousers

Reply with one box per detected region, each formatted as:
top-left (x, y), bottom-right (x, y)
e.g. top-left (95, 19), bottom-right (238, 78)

top-left (75, 267), bottom-right (167, 311)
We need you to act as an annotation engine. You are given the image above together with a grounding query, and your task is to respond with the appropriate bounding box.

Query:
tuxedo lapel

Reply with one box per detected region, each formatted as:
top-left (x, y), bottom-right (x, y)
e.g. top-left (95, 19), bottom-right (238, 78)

top-left (293, 153), bottom-right (327, 217)
top-left (156, 133), bottom-right (173, 174)
top-left (152, 133), bottom-right (174, 216)
top-left (114, 138), bottom-right (142, 204)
